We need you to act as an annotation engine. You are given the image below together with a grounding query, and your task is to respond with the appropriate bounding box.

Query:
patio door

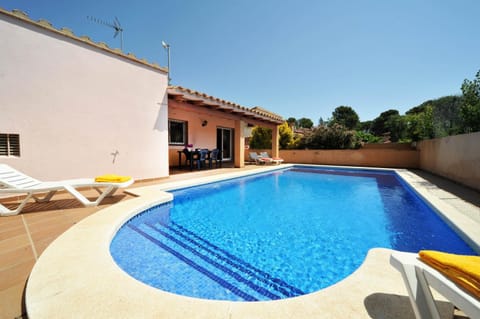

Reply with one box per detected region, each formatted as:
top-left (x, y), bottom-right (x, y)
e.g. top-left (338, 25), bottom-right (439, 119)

top-left (217, 127), bottom-right (233, 161)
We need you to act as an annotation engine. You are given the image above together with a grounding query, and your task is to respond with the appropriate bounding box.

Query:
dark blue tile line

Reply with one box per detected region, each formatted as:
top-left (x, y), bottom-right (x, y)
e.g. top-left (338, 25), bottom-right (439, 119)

top-left (170, 221), bottom-right (305, 296)
top-left (151, 223), bottom-right (289, 299)
top-left (157, 222), bottom-right (301, 298)
top-left (128, 224), bottom-right (258, 301)
top-left (143, 223), bottom-right (282, 300)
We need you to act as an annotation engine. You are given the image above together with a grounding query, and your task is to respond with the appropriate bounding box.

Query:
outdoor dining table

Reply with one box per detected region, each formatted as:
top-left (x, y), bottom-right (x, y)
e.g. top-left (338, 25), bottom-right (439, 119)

top-left (177, 149), bottom-right (212, 170)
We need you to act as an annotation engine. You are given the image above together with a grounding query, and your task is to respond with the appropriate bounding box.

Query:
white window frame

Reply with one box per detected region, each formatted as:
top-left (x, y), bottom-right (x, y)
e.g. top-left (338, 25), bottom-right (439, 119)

top-left (168, 119), bottom-right (188, 146)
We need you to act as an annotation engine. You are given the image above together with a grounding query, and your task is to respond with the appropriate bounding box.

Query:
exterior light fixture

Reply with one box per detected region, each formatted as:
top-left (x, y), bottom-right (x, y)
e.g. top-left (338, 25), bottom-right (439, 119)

top-left (161, 40), bottom-right (171, 85)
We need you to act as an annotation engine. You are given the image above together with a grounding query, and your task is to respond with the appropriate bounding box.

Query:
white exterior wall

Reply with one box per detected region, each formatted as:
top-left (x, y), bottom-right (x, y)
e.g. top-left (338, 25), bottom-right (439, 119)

top-left (0, 14), bottom-right (169, 180)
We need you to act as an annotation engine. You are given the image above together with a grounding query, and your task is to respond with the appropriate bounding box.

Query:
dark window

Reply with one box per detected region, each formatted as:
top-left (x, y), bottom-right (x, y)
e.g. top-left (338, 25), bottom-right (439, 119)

top-left (168, 120), bottom-right (187, 145)
top-left (0, 133), bottom-right (20, 157)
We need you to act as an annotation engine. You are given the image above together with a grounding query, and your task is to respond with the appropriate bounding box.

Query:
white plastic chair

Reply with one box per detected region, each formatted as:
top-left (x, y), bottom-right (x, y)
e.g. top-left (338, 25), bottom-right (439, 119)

top-left (390, 251), bottom-right (480, 319)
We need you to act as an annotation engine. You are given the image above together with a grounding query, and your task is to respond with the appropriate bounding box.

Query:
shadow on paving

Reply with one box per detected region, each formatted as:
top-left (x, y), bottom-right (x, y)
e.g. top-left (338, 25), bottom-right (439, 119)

top-left (411, 169), bottom-right (480, 209)
top-left (364, 293), bottom-right (454, 319)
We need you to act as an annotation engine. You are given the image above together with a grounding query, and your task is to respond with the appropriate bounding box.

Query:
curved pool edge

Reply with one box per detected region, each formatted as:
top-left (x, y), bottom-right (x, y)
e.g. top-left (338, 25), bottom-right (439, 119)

top-left (25, 165), bottom-right (479, 318)
top-left (24, 194), bottom-right (410, 318)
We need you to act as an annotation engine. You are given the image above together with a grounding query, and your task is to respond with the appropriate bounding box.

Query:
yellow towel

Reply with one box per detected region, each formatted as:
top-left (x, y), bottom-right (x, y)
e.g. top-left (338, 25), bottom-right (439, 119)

top-left (419, 250), bottom-right (480, 298)
top-left (94, 174), bottom-right (131, 183)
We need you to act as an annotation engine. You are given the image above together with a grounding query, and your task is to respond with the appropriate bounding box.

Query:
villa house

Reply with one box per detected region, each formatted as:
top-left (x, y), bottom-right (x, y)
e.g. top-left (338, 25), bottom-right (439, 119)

top-left (0, 8), bottom-right (283, 181)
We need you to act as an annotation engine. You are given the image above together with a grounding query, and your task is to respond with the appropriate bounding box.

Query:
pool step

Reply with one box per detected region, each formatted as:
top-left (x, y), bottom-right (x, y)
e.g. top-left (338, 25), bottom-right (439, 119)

top-left (128, 223), bottom-right (258, 301)
top-left (158, 221), bottom-right (304, 298)
top-left (130, 221), bottom-right (304, 301)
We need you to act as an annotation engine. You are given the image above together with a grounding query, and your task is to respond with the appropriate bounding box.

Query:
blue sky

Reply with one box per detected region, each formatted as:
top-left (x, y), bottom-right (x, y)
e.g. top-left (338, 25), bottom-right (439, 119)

top-left (1, 0), bottom-right (479, 122)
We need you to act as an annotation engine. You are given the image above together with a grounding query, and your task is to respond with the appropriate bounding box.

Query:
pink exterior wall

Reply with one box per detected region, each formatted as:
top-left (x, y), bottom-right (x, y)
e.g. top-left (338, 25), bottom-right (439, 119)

top-left (0, 14), bottom-right (169, 180)
top-left (169, 99), bottom-right (237, 150)
top-left (168, 99), bottom-right (277, 167)
top-left (168, 99), bottom-right (236, 166)
top-left (417, 132), bottom-right (480, 191)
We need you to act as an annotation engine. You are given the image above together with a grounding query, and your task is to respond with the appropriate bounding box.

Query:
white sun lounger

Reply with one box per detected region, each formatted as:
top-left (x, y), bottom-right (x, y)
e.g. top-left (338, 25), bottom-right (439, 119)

top-left (390, 251), bottom-right (480, 319)
top-left (259, 152), bottom-right (284, 165)
top-left (249, 152), bottom-right (273, 165)
top-left (0, 164), bottom-right (134, 216)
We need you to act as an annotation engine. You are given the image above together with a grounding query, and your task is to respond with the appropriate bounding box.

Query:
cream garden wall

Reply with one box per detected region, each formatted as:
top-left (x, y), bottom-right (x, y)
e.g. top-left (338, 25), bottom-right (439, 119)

top-left (417, 132), bottom-right (480, 191)
top-left (249, 133), bottom-right (479, 192)
top-left (248, 144), bottom-right (419, 168)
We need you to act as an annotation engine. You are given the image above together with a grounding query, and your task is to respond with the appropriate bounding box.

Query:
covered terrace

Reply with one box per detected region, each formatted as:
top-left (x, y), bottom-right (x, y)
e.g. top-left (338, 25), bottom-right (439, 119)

top-left (167, 86), bottom-right (284, 170)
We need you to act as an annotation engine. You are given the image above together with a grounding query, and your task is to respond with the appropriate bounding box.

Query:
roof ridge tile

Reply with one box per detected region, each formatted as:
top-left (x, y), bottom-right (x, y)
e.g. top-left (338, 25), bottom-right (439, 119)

top-left (0, 7), bottom-right (167, 74)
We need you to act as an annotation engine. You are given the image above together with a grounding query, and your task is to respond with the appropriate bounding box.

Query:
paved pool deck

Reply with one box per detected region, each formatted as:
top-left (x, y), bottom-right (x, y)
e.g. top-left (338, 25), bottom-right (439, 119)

top-left (2, 165), bottom-right (479, 318)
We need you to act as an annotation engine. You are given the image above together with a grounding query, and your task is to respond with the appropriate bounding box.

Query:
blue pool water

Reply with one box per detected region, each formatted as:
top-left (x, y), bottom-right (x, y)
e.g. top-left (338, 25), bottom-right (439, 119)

top-left (110, 167), bottom-right (476, 301)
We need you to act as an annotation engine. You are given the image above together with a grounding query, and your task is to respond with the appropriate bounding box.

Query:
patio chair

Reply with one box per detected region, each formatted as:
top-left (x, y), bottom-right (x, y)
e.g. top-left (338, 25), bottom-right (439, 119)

top-left (259, 152), bottom-right (284, 165)
top-left (0, 164), bottom-right (134, 216)
top-left (249, 152), bottom-right (273, 165)
top-left (390, 251), bottom-right (480, 319)
top-left (194, 149), bottom-right (209, 169)
top-left (208, 148), bottom-right (221, 168)
top-left (182, 148), bottom-right (193, 168)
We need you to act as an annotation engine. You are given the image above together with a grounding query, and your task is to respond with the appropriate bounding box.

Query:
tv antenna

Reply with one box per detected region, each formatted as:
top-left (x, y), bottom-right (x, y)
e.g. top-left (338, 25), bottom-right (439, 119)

top-left (87, 16), bottom-right (124, 50)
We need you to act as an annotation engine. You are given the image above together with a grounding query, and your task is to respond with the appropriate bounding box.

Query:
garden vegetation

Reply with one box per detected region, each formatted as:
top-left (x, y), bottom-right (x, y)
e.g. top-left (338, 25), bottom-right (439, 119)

top-left (250, 70), bottom-right (480, 150)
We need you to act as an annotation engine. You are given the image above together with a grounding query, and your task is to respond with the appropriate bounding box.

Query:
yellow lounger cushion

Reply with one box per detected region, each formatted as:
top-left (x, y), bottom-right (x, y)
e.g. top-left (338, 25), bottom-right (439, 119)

top-left (419, 250), bottom-right (480, 298)
top-left (94, 174), bottom-right (132, 183)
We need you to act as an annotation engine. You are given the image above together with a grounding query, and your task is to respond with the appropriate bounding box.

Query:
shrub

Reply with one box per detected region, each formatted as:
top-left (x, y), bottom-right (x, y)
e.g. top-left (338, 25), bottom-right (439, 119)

top-left (355, 131), bottom-right (382, 144)
top-left (303, 124), bottom-right (361, 149)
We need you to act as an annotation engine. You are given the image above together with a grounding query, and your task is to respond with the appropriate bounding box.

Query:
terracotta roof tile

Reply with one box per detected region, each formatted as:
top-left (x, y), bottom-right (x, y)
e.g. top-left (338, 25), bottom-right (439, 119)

top-left (0, 7), bottom-right (168, 74)
top-left (168, 86), bottom-right (284, 124)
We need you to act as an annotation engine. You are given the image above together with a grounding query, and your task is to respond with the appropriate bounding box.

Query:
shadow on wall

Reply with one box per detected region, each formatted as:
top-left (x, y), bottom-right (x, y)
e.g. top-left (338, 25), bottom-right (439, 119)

top-left (154, 99), bottom-right (169, 132)
top-left (364, 293), bottom-right (454, 319)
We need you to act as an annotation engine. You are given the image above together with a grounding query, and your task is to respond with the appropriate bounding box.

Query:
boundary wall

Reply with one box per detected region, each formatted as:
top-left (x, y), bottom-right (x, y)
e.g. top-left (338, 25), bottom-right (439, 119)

top-left (247, 144), bottom-right (419, 169)
top-left (417, 132), bottom-right (480, 192)
top-left (249, 132), bottom-right (479, 192)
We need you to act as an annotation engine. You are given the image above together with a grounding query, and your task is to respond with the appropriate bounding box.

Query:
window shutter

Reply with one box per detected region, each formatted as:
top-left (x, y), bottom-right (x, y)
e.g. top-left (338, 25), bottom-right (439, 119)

top-left (0, 134), bottom-right (20, 157)
top-left (0, 134), bottom-right (7, 156)
top-left (9, 134), bottom-right (20, 156)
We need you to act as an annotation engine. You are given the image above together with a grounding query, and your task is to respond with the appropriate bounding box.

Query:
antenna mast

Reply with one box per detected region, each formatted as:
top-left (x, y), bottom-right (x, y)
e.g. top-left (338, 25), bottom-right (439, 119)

top-left (87, 16), bottom-right (124, 50)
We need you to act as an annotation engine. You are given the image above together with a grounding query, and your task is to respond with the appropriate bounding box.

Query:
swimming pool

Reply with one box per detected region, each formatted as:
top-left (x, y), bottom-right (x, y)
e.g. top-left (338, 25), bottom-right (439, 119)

top-left (110, 166), bottom-right (475, 302)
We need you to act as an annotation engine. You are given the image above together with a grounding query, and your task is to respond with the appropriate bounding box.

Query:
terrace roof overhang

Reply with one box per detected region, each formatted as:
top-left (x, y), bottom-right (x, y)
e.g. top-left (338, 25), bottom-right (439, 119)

top-left (167, 86), bottom-right (284, 126)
